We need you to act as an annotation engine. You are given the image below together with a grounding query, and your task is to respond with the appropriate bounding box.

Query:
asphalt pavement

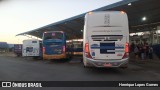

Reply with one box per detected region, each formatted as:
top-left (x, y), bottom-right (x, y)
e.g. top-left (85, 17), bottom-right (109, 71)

top-left (0, 54), bottom-right (160, 81)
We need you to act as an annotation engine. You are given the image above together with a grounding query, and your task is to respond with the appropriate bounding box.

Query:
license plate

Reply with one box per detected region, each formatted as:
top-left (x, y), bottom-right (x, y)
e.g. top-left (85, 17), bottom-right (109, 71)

top-left (103, 63), bottom-right (112, 67)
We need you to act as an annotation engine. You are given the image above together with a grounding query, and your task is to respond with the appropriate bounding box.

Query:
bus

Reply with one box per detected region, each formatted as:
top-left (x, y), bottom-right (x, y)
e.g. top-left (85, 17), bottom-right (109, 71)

top-left (14, 44), bottom-right (22, 57)
top-left (22, 39), bottom-right (42, 58)
top-left (42, 31), bottom-right (68, 60)
top-left (67, 39), bottom-right (83, 56)
top-left (83, 11), bottom-right (129, 68)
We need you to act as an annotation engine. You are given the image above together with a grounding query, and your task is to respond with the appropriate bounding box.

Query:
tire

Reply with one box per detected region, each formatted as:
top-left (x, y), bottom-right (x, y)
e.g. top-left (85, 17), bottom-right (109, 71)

top-left (83, 59), bottom-right (93, 68)
top-left (120, 63), bottom-right (128, 69)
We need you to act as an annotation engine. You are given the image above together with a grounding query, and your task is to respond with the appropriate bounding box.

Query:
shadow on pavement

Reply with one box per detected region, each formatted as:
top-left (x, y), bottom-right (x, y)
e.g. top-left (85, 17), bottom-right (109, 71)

top-left (83, 67), bottom-right (125, 75)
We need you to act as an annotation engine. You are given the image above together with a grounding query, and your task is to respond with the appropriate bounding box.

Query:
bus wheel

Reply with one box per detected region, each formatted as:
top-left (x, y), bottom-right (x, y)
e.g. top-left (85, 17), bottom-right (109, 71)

top-left (83, 61), bottom-right (88, 68)
top-left (83, 60), bottom-right (92, 68)
top-left (120, 66), bottom-right (128, 69)
top-left (83, 64), bottom-right (93, 68)
top-left (120, 63), bottom-right (128, 69)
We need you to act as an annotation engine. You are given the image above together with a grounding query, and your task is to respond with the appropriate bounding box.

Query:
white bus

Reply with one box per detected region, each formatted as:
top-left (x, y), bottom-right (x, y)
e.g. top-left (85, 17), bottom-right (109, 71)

top-left (22, 39), bottom-right (42, 57)
top-left (83, 11), bottom-right (129, 68)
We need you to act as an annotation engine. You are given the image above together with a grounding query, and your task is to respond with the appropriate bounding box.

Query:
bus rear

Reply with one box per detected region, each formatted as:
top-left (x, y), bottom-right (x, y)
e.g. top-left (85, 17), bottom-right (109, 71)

top-left (22, 40), bottom-right (41, 57)
top-left (73, 41), bottom-right (83, 56)
top-left (14, 44), bottom-right (22, 56)
top-left (83, 11), bottom-right (129, 68)
top-left (42, 31), bottom-right (66, 60)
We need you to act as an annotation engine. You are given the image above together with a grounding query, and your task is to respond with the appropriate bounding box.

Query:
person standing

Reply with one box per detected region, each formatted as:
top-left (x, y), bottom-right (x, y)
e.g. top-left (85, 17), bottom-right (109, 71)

top-left (130, 42), bottom-right (135, 53)
top-left (134, 46), bottom-right (139, 59)
top-left (143, 44), bottom-right (147, 59)
top-left (140, 47), bottom-right (145, 60)
top-left (148, 46), bottom-right (153, 60)
top-left (146, 43), bottom-right (149, 59)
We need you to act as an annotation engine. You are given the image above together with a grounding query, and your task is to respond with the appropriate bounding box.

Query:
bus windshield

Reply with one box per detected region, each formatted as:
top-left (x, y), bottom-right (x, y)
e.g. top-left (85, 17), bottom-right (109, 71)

top-left (43, 32), bottom-right (63, 40)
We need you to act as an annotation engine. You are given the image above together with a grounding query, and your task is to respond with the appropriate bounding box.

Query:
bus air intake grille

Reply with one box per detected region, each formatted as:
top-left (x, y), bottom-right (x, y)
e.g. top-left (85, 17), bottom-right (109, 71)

top-left (91, 35), bottom-right (123, 41)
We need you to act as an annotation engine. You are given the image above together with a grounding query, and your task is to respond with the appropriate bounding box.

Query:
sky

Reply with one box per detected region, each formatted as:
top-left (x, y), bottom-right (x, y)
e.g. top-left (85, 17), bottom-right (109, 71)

top-left (0, 0), bottom-right (121, 44)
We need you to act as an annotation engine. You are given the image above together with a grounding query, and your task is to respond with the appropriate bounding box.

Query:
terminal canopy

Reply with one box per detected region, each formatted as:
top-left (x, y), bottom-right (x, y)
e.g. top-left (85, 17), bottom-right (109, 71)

top-left (17, 0), bottom-right (160, 40)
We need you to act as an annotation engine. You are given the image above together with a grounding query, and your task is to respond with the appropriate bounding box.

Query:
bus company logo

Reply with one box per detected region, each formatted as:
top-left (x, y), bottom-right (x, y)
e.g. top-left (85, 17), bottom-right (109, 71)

top-left (104, 14), bottom-right (110, 26)
top-left (2, 82), bottom-right (11, 87)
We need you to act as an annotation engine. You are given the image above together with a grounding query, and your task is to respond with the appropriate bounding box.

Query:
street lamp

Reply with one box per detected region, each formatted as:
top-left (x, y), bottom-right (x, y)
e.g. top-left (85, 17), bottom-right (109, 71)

top-left (128, 3), bottom-right (132, 6)
top-left (142, 16), bottom-right (147, 21)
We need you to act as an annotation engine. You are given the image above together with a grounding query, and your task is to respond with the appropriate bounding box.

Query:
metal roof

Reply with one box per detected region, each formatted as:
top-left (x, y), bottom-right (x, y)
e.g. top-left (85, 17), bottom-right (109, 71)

top-left (17, 0), bottom-right (160, 39)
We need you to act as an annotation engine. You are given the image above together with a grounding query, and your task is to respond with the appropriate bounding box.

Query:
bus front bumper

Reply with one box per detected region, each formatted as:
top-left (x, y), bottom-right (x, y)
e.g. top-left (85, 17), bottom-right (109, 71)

top-left (85, 57), bottom-right (129, 67)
